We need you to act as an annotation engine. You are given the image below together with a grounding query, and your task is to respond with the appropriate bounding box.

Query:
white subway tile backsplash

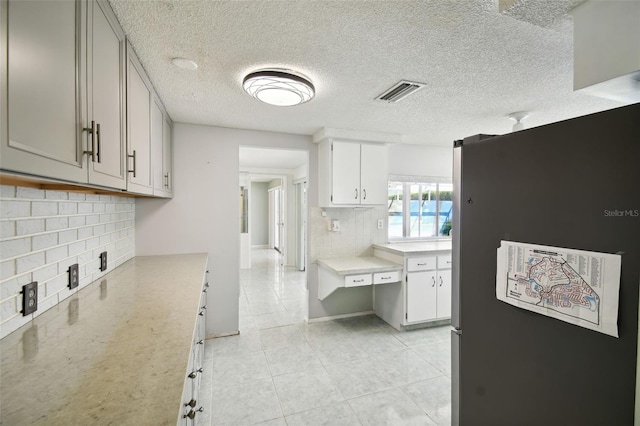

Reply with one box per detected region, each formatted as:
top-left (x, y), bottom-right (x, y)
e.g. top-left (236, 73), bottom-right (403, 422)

top-left (0, 260), bottom-right (16, 280)
top-left (33, 264), bottom-right (59, 284)
top-left (59, 202), bottom-right (78, 215)
top-left (1, 185), bottom-right (135, 339)
top-left (68, 192), bottom-right (85, 201)
top-left (78, 226), bottom-right (93, 240)
top-left (46, 217), bottom-right (69, 231)
top-left (1, 185), bottom-right (16, 198)
top-left (45, 190), bottom-right (68, 200)
top-left (68, 241), bottom-right (86, 256)
top-left (1, 238), bottom-right (31, 258)
top-left (32, 233), bottom-right (58, 251)
top-left (16, 219), bottom-right (45, 236)
top-left (32, 201), bottom-right (58, 216)
top-left (0, 221), bottom-right (15, 238)
top-left (0, 275), bottom-right (31, 300)
top-left (16, 187), bottom-right (45, 199)
top-left (58, 229), bottom-right (78, 245)
top-left (78, 202), bottom-right (93, 214)
top-left (1, 200), bottom-right (30, 218)
top-left (69, 216), bottom-right (86, 228)
top-left (45, 246), bottom-right (68, 264)
top-left (16, 252), bottom-right (45, 274)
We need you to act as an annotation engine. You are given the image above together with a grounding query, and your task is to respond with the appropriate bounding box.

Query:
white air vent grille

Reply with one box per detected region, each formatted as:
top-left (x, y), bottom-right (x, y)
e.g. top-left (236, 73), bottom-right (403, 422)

top-left (376, 80), bottom-right (426, 103)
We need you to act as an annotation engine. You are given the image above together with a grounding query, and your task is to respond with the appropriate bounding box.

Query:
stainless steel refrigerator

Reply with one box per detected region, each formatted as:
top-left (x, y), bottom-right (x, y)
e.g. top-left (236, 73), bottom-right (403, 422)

top-left (451, 103), bottom-right (640, 425)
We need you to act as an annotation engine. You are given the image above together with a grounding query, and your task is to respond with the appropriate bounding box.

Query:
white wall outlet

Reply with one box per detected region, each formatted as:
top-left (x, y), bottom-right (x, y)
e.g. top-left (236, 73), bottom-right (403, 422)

top-left (377, 219), bottom-right (384, 230)
top-left (331, 219), bottom-right (340, 232)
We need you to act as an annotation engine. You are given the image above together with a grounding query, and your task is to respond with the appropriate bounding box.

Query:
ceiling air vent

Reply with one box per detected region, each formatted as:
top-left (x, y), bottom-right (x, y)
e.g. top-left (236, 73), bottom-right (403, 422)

top-left (376, 80), bottom-right (426, 103)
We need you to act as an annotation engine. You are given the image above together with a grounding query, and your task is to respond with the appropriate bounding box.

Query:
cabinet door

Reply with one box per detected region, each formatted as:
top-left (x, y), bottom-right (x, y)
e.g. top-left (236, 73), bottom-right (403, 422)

top-left (162, 116), bottom-right (173, 195)
top-left (125, 44), bottom-right (153, 195)
top-left (87, 0), bottom-right (126, 189)
top-left (406, 271), bottom-right (437, 323)
top-left (151, 97), bottom-right (164, 194)
top-left (360, 143), bottom-right (388, 205)
top-left (436, 269), bottom-right (452, 318)
top-left (3, 0), bottom-right (86, 182)
top-left (331, 141), bottom-right (361, 204)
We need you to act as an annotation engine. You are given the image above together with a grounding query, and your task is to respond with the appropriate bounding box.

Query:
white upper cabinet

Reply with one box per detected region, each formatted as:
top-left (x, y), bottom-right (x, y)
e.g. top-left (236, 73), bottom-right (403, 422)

top-left (151, 94), bottom-right (173, 198)
top-left (87, 0), bottom-right (126, 189)
top-left (126, 42), bottom-right (153, 195)
top-left (319, 139), bottom-right (388, 207)
top-left (2, 0), bottom-right (126, 189)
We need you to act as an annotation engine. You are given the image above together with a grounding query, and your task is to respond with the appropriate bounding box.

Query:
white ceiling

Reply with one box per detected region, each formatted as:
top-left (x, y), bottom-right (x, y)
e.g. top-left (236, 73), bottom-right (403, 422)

top-left (109, 0), bottom-right (628, 151)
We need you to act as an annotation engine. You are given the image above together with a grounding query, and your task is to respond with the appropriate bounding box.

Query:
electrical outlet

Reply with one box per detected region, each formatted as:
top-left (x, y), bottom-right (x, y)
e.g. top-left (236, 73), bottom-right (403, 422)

top-left (99, 251), bottom-right (107, 272)
top-left (21, 282), bottom-right (38, 316)
top-left (68, 263), bottom-right (79, 289)
top-left (377, 219), bottom-right (384, 230)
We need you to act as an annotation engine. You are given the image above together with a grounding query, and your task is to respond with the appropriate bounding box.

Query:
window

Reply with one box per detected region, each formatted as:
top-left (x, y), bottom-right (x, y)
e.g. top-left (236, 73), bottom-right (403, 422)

top-left (388, 179), bottom-right (452, 240)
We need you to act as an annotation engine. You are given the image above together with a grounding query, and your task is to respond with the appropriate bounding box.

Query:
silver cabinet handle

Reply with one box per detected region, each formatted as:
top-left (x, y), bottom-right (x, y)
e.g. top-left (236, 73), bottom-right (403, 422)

top-left (354, 279), bottom-right (364, 283)
top-left (355, 188), bottom-right (358, 199)
top-left (185, 399), bottom-right (197, 408)
top-left (431, 277), bottom-right (435, 287)
top-left (164, 172), bottom-right (170, 188)
top-left (83, 120), bottom-right (96, 162)
top-left (439, 276), bottom-right (443, 287)
top-left (96, 123), bottom-right (101, 163)
top-left (127, 150), bottom-right (137, 177)
top-left (380, 276), bottom-right (391, 280)
top-left (363, 189), bottom-right (367, 200)
top-left (184, 410), bottom-right (196, 419)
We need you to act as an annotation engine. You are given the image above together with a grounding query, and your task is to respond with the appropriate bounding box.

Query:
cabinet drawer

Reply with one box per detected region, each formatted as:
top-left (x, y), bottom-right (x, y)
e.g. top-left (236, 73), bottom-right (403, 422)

top-left (373, 270), bottom-right (400, 284)
top-left (344, 274), bottom-right (372, 287)
top-left (407, 256), bottom-right (436, 272)
top-left (438, 254), bottom-right (452, 269)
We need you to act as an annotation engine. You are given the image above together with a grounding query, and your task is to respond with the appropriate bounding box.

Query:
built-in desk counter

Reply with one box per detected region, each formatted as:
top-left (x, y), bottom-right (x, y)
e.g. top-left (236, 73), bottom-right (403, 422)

top-left (316, 256), bottom-right (403, 300)
top-left (0, 254), bottom-right (209, 426)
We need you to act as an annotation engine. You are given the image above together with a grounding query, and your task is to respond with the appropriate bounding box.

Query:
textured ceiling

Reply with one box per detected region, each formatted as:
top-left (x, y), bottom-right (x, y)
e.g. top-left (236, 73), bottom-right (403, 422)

top-left (109, 0), bottom-right (626, 147)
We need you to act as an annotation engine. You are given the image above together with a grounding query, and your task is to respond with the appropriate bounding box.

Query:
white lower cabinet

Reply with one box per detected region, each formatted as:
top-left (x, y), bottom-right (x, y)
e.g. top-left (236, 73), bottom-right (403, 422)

top-left (179, 272), bottom-right (208, 425)
top-left (405, 254), bottom-right (452, 324)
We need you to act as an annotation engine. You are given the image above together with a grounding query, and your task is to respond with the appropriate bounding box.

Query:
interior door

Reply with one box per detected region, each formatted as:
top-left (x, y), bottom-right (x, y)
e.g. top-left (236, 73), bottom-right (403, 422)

top-left (295, 181), bottom-right (307, 271)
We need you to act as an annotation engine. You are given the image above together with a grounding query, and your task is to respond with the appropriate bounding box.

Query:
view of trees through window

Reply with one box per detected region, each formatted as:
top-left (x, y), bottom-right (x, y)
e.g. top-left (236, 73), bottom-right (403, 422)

top-left (388, 181), bottom-right (453, 239)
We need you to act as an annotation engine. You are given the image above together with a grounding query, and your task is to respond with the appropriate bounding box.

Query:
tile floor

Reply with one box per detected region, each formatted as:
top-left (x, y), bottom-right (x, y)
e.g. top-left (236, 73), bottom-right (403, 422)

top-left (197, 249), bottom-right (452, 425)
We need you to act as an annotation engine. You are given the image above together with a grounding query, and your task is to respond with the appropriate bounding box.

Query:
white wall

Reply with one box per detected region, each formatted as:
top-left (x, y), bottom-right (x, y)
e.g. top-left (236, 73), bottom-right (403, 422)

top-left (135, 123), bottom-right (316, 336)
top-left (250, 182), bottom-right (268, 246)
top-left (388, 143), bottom-right (453, 178)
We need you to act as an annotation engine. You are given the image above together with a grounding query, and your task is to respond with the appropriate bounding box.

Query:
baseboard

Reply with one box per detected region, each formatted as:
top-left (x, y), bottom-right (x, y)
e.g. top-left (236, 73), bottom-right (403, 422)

top-left (251, 244), bottom-right (269, 249)
top-left (306, 310), bottom-right (375, 323)
top-left (208, 330), bottom-right (240, 339)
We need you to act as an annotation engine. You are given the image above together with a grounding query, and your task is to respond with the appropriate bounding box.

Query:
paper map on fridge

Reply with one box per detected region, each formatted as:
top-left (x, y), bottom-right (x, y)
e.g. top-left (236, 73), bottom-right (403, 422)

top-left (496, 241), bottom-right (622, 337)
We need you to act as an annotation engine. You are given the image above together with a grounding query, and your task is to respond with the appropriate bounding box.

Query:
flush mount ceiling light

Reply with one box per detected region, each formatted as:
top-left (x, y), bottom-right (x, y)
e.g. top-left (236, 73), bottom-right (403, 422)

top-left (243, 70), bottom-right (315, 106)
top-left (171, 58), bottom-right (198, 70)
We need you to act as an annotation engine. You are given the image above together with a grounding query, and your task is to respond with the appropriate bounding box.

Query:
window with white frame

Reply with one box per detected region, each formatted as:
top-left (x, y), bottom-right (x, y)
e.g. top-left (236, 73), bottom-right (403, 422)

top-left (388, 178), bottom-right (452, 240)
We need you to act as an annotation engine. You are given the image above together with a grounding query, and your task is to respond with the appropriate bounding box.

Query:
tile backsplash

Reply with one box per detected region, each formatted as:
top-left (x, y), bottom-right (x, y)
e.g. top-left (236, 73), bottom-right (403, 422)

top-left (309, 206), bottom-right (387, 262)
top-left (0, 185), bottom-right (135, 339)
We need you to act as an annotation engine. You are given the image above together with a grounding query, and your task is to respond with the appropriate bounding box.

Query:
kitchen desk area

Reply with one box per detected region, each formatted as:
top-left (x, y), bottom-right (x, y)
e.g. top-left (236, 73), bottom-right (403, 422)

top-left (316, 240), bottom-right (452, 331)
top-left (0, 254), bottom-right (209, 426)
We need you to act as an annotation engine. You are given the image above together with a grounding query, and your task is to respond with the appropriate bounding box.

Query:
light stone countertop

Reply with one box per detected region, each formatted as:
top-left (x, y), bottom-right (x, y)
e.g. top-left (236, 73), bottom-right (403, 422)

top-left (0, 253), bottom-right (208, 426)
top-left (317, 256), bottom-right (403, 275)
top-left (373, 240), bottom-right (452, 255)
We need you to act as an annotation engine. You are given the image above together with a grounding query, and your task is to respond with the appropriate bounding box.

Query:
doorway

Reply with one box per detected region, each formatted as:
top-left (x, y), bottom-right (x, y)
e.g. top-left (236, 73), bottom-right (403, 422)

top-left (268, 182), bottom-right (285, 266)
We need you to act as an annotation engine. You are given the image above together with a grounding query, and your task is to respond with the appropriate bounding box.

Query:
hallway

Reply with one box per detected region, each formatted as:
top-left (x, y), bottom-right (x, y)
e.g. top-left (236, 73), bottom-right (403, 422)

top-left (197, 248), bottom-right (452, 425)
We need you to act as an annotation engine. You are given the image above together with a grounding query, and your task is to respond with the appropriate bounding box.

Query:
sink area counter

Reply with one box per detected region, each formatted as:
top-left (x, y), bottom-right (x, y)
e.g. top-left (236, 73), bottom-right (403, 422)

top-left (374, 240), bottom-right (452, 255)
top-left (0, 254), bottom-right (209, 426)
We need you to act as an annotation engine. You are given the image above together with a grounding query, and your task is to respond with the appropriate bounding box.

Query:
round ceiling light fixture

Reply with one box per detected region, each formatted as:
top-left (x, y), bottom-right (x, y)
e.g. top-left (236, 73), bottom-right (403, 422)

top-left (243, 69), bottom-right (315, 107)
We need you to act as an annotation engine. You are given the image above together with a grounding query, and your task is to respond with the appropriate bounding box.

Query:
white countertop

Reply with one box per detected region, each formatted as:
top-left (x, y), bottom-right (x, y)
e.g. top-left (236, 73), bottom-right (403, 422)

top-left (0, 254), bottom-right (208, 426)
top-left (374, 240), bottom-right (452, 255)
top-left (317, 256), bottom-right (403, 275)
